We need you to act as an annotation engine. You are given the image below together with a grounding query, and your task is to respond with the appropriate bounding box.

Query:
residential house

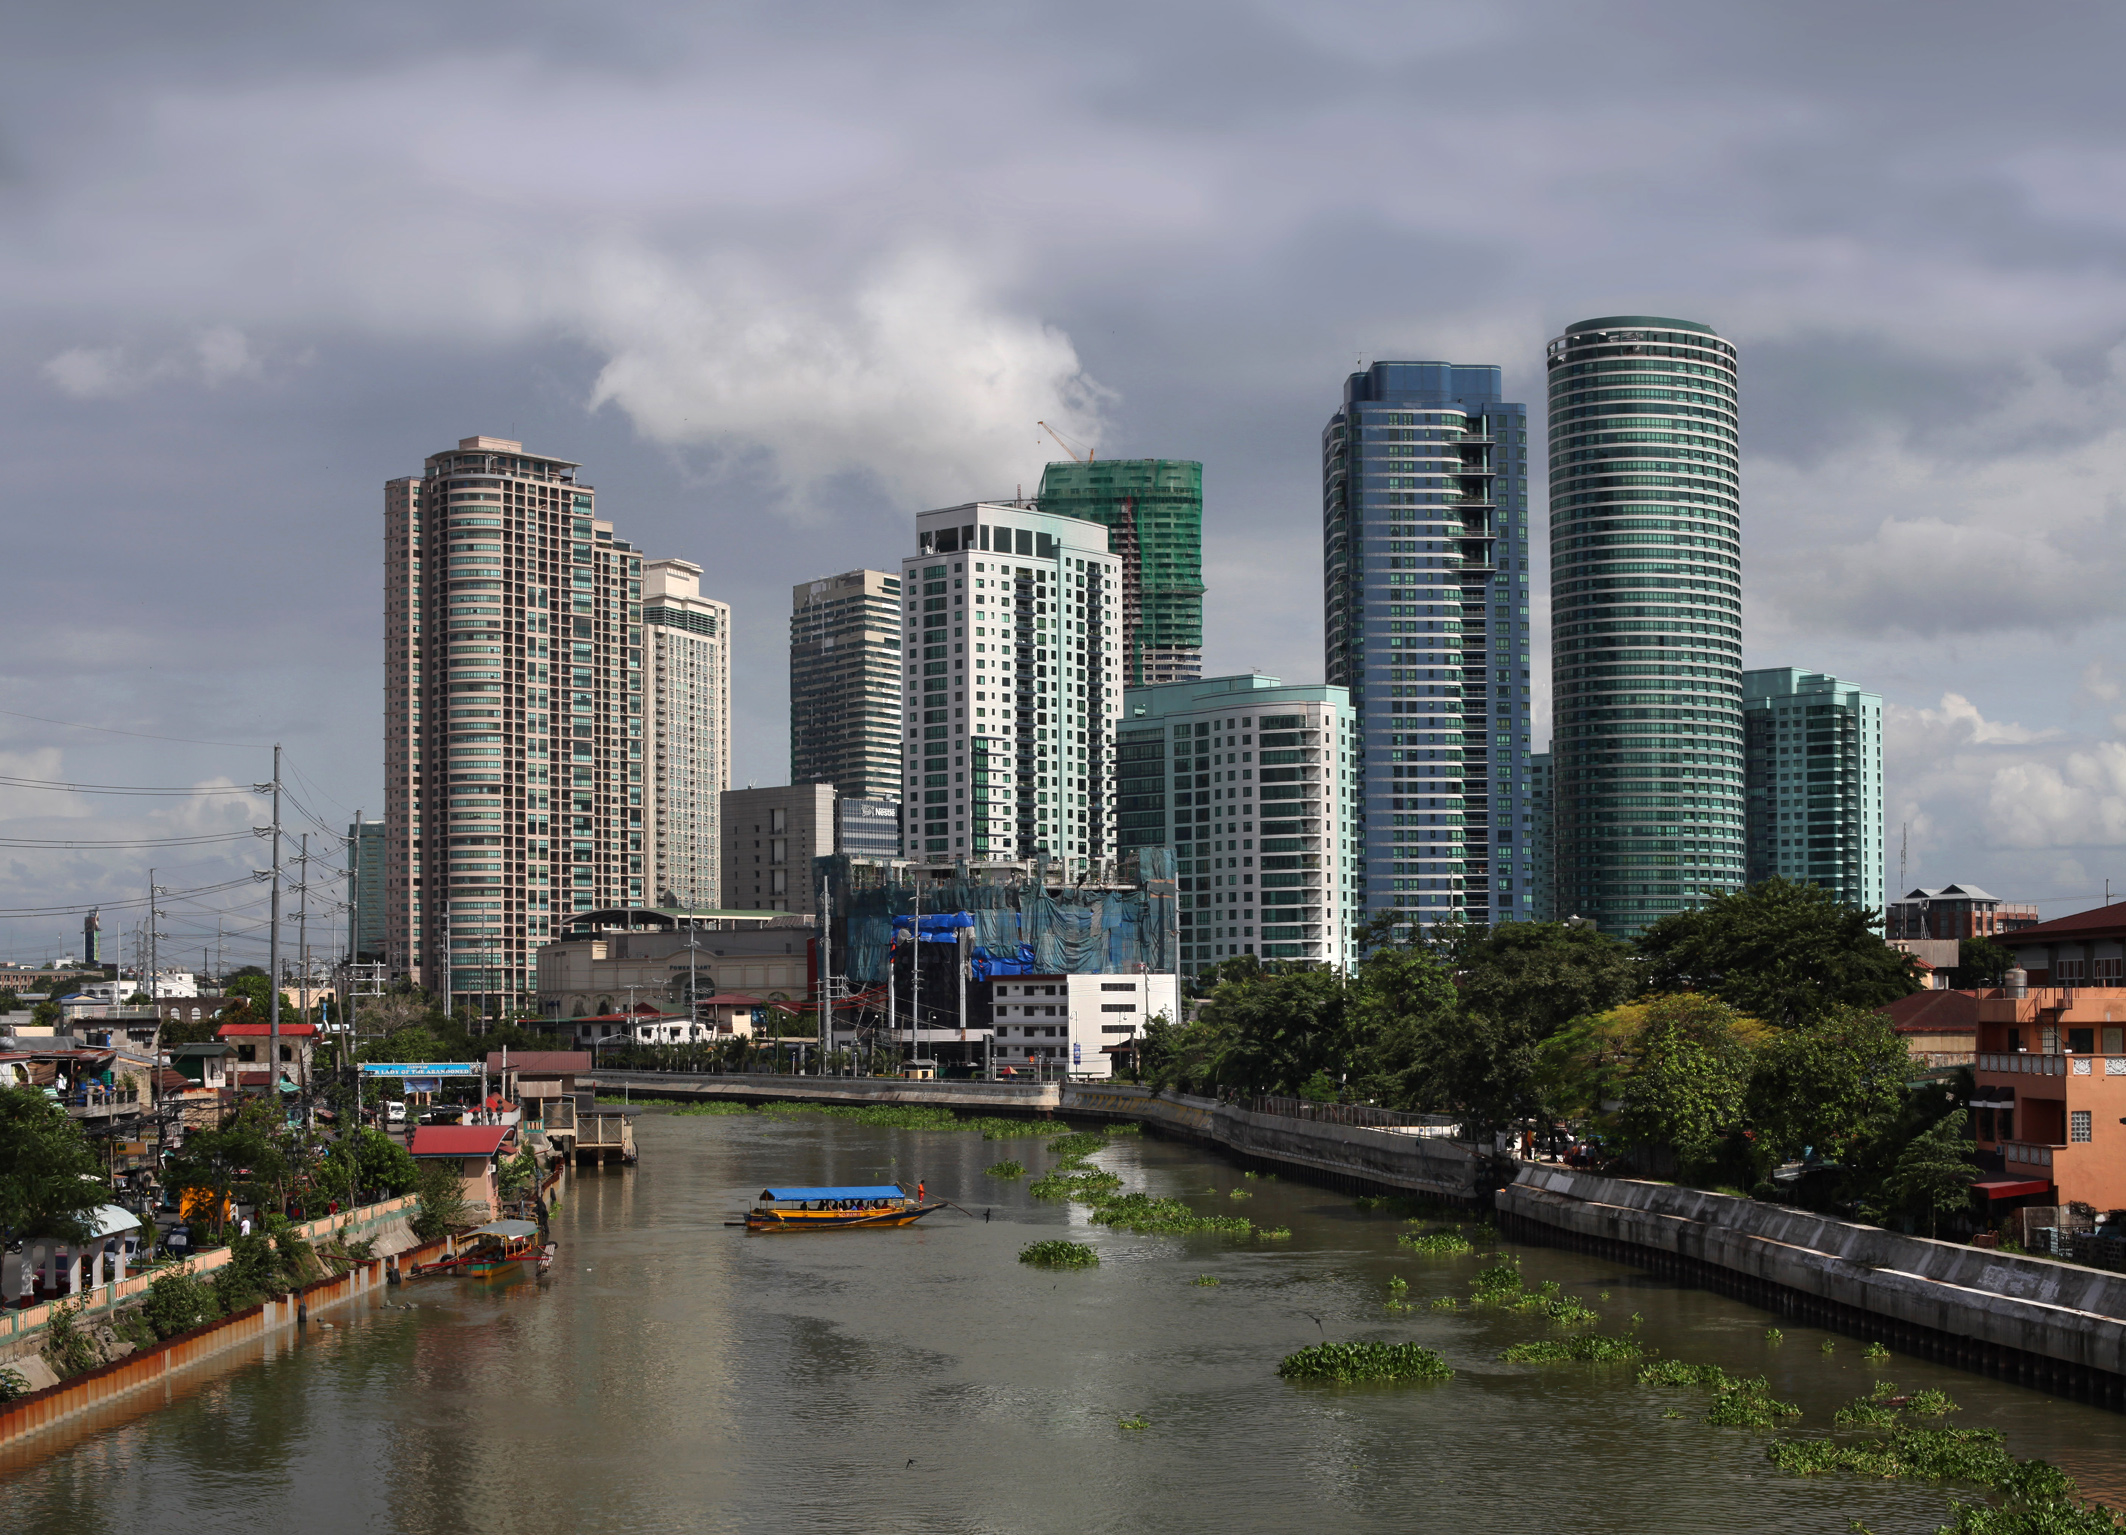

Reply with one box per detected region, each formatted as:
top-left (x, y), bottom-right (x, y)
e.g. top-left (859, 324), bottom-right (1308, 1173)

top-left (217, 1021), bottom-right (317, 1094)
top-left (1972, 986), bottom-right (2126, 1212)
top-left (408, 1124), bottom-right (517, 1222)
top-left (1881, 989), bottom-right (1979, 1068)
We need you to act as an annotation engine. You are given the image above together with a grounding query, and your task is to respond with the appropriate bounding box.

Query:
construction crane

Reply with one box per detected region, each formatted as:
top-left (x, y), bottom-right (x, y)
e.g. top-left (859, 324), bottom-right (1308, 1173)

top-left (1038, 420), bottom-right (1094, 463)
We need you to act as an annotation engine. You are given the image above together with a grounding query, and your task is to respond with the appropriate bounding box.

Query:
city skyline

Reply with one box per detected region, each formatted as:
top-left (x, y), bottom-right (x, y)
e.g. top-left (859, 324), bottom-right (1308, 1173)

top-left (8, 7), bottom-right (2126, 951)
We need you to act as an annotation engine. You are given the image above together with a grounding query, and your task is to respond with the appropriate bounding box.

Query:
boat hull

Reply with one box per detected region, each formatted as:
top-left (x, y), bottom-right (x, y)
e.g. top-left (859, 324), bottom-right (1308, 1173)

top-left (744, 1203), bottom-right (944, 1232)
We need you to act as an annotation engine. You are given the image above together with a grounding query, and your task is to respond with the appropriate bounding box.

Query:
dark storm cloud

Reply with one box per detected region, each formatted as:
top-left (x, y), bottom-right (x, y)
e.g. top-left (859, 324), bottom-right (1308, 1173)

top-left (9, 0), bottom-right (2126, 934)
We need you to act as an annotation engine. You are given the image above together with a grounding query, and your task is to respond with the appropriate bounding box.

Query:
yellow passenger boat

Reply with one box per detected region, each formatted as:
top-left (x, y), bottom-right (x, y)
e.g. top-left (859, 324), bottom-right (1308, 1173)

top-left (744, 1185), bottom-right (942, 1232)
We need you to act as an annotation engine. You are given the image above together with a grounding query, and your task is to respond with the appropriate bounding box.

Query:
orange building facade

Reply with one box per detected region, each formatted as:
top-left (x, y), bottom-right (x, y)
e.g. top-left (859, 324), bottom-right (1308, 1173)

top-left (1973, 988), bottom-right (2126, 1212)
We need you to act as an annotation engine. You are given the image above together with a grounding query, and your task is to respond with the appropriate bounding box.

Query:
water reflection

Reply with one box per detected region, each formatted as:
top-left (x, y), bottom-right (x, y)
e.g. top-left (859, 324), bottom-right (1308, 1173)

top-left (2, 1113), bottom-right (2120, 1535)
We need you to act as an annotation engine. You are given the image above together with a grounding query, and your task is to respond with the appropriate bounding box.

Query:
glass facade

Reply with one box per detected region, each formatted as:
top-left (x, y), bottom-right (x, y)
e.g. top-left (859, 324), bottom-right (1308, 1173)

top-left (1743, 669), bottom-right (1884, 912)
top-left (790, 569), bottom-right (905, 800)
top-left (1323, 363), bottom-right (1532, 936)
top-left (1035, 459), bottom-right (1205, 686)
top-left (1117, 674), bottom-right (1357, 976)
top-left (1546, 317), bottom-right (1744, 934)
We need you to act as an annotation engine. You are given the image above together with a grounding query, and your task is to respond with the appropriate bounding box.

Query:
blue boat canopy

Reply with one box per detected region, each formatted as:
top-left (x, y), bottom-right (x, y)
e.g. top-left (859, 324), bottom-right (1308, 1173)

top-left (760, 1186), bottom-right (905, 1202)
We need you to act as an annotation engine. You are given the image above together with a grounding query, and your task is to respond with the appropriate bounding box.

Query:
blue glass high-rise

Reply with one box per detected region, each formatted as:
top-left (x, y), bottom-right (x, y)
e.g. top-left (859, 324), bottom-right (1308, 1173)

top-left (1323, 362), bottom-right (1533, 935)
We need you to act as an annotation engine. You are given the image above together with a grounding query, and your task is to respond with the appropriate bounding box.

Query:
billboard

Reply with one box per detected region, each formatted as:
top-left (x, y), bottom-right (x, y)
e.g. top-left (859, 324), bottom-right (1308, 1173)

top-left (360, 1062), bottom-right (482, 1077)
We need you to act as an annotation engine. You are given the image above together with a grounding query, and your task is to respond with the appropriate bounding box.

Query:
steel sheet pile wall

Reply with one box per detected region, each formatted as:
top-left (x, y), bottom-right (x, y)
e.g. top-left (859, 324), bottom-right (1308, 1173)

top-left (824, 851), bottom-right (1177, 984)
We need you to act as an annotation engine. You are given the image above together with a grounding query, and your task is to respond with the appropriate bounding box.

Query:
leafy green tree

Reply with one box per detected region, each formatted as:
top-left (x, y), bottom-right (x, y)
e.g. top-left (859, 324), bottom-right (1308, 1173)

top-left (222, 971), bottom-right (293, 1021)
top-left (1191, 966), bottom-right (1349, 1097)
top-left (30, 999), bottom-right (62, 1031)
top-left (1340, 939), bottom-right (1461, 1108)
top-left (1616, 1000), bottom-right (1757, 1174)
top-left (321, 1128), bottom-right (420, 1203)
top-left (163, 1100), bottom-right (293, 1232)
top-left (0, 1086), bottom-right (106, 1245)
top-left (1637, 879), bottom-right (1919, 1027)
top-left (1881, 1112), bottom-right (1981, 1237)
top-left (141, 1268), bottom-right (220, 1338)
top-left (1953, 937), bottom-right (2014, 988)
top-left (411, 1158), bottom-right (468, 1240)
top-left (1745, 1005), bottom-right (1911, 1171)
top-left (1447, 920), bottom-right (1642, 1039)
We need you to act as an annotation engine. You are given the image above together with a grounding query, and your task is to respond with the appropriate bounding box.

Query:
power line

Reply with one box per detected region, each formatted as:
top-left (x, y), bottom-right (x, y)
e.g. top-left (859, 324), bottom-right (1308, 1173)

top-left (0, 773), bottom-right (257, 797)
top-left (0, 831), bottom-right (259, 849)
top-left (0, 872), bottom-right (261, 918)
top-left (0, 706), bottom-right (269, 750)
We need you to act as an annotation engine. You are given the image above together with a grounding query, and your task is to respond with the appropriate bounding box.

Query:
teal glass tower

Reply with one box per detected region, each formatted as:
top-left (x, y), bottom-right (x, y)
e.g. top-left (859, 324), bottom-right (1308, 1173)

top-left (1546, 317), bottom-right (1744, 934)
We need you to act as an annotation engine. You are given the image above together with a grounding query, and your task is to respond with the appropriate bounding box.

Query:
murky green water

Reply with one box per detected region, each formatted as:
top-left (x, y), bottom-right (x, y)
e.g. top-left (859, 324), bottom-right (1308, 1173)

top-left (3, 1112), bottom-right (2120, 1534)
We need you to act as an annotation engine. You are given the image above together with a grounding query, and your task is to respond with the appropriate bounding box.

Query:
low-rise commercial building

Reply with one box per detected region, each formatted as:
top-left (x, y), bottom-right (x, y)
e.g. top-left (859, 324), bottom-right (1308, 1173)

top-left (987, 971), bottom-right (1179, 1079)
top-left (536, 918), bottom-right (813, 1023)
top-left (1892, 885), bottom-right (2043, 943)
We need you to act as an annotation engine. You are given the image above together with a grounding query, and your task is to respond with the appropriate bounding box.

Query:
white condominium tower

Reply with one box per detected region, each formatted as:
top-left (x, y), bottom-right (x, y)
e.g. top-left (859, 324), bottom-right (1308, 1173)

top-left (900, 505), bottom-right (1123, 868)
top-left (643, 559), bottom-right (731, 910)
top-left (383, 435), bottom-right (708, 1015)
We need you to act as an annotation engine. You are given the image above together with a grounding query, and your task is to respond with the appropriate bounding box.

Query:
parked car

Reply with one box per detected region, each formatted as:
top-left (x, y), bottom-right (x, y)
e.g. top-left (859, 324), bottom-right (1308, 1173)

top-left (386, 1100), bottom-right (407, 1125)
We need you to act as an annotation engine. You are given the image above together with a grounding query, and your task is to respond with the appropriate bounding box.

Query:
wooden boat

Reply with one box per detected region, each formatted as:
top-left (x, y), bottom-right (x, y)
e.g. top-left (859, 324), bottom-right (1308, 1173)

top-left (410, 1219), bottom-right (544, 1278)
top-left (743, 1185), bottom-right (943, 1232)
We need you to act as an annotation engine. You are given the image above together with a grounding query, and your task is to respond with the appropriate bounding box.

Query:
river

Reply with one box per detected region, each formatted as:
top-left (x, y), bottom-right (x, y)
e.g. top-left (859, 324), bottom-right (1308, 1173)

top-left (3, 1111), bottom-right (2121, 1534)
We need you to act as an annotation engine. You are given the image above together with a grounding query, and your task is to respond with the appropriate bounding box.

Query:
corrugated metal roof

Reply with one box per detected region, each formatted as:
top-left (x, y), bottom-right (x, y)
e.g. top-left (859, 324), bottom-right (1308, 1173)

top-left (409, 1125), bottom-right (513, 1157)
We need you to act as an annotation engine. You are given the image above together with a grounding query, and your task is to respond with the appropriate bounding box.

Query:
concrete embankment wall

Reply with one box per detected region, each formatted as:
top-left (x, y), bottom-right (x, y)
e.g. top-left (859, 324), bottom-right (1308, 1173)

top-left (1, 1194), bottom-right (422, 1361)
top-left (1063, 1083), bottom-right (1485, 1202)
top-left (586, 1070), bottom-right (1061, 1113)
top-left (0, 1233), bottom-right (454, 1458)
top-left (1499, 1166), bottom-right (2126, 1406)
top-left (584, 1072), bottom-right (1487, 1200)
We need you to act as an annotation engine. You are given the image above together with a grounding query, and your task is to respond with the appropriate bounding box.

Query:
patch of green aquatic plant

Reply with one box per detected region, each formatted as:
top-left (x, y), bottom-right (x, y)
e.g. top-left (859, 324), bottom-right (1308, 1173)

top-left (1465, 1262), bottom-right (1597, 1322)
top-left (984, 1160), bottom-right (1025, 1179)
top-left (1029, 1169), bottom-right (1124, 1200)
top-left (1835, 1382), bottom-right (1960, 1428)
top-left (1639, 1359), bottom-right (1738, 1389)
top-left (1228, 1188), bottom-right (1252, 1200)
top-left (1398, 1229), bottom-right (1475, 1257)
top-left (1863, 1341), bottom-right (1891, 1363)
top-left (668, 1100), bottom-right (759, 1115)
top-left (1117, 1414), bottom-right (1150, 1430)
top-left (1277, 1341), bottom-right (1453, 1384)
top-left (1193, 1274), bottom-right (1220, 1286)
top-left (1821, 1339), bottom-right (1837, 1355)
top-left (1254, 1226), bottom-right (1292, 1240)
top-left (1639, 1359), bottom-right (1798, 1428)
top-left (1085, 1191), bottom-right (1253, 1235)
top-left (1018, 1240), bottom-right (1098, 1269)
top-left (1430, 1296), bottom-right (1460, 1311)
top-left (1764, 1327), bottom-right (1784, 1344)
top-left (978, 1119), bottom-right (1070, 1140)
top-left (1044, 1131), bottom-right (1109, 1161)
top-left (1500, 1334), bottom-right (1642, 1364)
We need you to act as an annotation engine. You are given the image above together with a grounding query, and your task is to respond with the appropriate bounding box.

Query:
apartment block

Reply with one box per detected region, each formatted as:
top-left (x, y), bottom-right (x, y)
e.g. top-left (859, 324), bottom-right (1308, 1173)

top-left (347, 819), bottom-right (385, 961)
top-left (1117, 674), bottom-right (1356, 975)
top-left (1888, 885), bottom-right (2041, 942)
top-left (1742, 668), bottom-right (1883, 911)
top-left (790, 569), bottom-right (904, 800)
top-left (1323, 362), bottom-right (1533, 936)
top-left (722, 784), bottom-right (836, 915)
top-left (1035, 459), bottom-right (1205, 685)
top-left (902, 505), bottom-right (1124, 869)
top-left (383, 435), bottom-right (672, 1014)
top-left (1525, 753), bottom-right (1554, 921)
top-left (1549, 317), bottom-right (1744, 936)
top-left (643, 559), bottom-right (731, 910)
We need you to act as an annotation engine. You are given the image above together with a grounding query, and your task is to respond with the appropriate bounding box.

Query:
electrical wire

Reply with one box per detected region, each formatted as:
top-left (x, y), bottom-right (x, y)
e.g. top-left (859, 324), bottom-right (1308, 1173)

top-left (0, 831), bottom-right (258, 850)
top-left (0, 706), bottom-right (269, 750)
top-left (0, 872), bottom-right (261, 918)
top-left (0, 773), bottom-right (257, 797)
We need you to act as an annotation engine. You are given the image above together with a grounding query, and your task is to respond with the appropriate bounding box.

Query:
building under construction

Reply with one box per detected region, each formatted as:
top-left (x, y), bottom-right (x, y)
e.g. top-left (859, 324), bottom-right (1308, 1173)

top-left (816, 850), bottom-right (1177, 1067)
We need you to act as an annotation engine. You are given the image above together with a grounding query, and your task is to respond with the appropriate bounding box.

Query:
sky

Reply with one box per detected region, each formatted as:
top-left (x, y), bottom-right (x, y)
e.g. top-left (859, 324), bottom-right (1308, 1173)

top-left (4, 0), bottom-right (2125, 966)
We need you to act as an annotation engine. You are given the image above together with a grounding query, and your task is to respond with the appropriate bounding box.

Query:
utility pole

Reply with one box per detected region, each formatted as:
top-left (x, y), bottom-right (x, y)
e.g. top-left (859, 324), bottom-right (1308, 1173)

top-left (909, 868), bottom-right (920, 1071)
top-left (818, 875), bottom-right (830, 1075)
top-left (269, 742), bottom-right (282, 1114)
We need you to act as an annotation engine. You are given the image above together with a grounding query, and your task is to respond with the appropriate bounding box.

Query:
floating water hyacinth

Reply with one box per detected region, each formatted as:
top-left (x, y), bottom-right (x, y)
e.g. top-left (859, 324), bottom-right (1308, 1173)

top-left (1277, 1342), bottom-right (1453, 1384)
top-left (1019, 1240), bottom-right (1099, 1269)
top-left (1500, 1335), bottom-right (1642, 1364)
top-left (1398, 1230), bottom-right (1475, 1257)
top-left (984, 1160), bottom-right (1026, 1178)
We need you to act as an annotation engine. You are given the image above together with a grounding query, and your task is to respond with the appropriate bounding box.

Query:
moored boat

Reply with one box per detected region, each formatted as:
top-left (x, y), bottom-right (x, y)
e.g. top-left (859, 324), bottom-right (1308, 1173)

top-left (410, 1219), bottom-right (545, 1278)
top-left (743, 1185), bottom-right (942, 1232)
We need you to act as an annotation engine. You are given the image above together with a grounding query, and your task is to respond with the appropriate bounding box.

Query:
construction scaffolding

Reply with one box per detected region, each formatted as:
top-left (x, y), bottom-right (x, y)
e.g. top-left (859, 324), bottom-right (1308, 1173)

top-left (1035, 459), bottom-right (1205, 686)
top-left (820, 851), bottom-right (1178, 987)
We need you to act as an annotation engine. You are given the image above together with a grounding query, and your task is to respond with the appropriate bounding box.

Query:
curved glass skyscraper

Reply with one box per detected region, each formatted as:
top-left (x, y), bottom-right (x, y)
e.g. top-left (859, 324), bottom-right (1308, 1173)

top-left (1546, 317), bottom-right (1743, 934)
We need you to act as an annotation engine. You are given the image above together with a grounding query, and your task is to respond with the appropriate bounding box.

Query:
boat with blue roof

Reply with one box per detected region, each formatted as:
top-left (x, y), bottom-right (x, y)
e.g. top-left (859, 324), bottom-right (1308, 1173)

top-left (743, 1185), bottom-right (942, 1231)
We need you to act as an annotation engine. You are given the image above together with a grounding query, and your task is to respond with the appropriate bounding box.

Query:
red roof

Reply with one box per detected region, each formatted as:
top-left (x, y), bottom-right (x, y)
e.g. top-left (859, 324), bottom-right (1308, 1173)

top-left (484, 1050), bottom-right (590, 1074)
top-left (1882, 990), bottom-right (1981, 1036)
top-left (409, 1125), bottom-right (513, 1158)
top-left (217, 1023), bottom-right (319, 1038)
top-left (2002, 904), bottom-right (2126, 942)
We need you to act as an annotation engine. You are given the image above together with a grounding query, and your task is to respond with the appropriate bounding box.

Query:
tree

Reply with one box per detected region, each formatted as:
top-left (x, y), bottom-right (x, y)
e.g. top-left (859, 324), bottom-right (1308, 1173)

top-left (1449, 920), bottom-right (1641, 1039)
top-left (30, 1000), bottom-right (62, 1031)
top-left (1745, 1005), bottom-right (1911, 1172)
top-left (163, 1100), bottom-right (292, 1233)
top-left (1953, 937), bottom-right (2014, 988)
top-left (0, 1086), bottom-right (106, 1245)
top-left (321, 1127), bottom-right (420, 1204)
top-left (411, 1158), bottom-right (468, 1240)
top-left (1881, 1111), bottom-right (1980, 1237)
top-left (1614, 997), bottom-right (1761, 1175)
top-left (222, 972), bottom-right (292, 1022)
top-left (1190, 966), bottom-right (1349, 1098)
top-left (1637, 879), bottom-right (1919, 1027)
